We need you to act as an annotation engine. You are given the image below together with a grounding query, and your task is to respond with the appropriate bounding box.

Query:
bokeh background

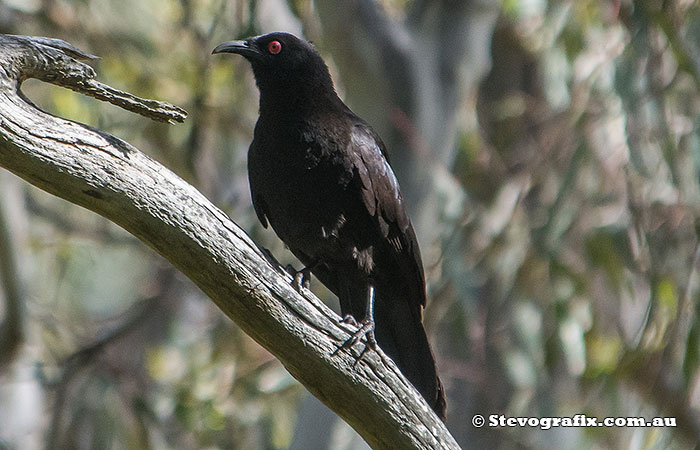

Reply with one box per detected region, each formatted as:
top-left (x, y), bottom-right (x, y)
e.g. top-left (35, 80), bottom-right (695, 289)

top-left (1, 0), bottom-right (699, 449)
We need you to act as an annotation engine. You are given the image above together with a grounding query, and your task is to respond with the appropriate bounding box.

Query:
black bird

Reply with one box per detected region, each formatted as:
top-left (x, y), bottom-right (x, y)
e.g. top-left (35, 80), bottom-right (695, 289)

top-left (213, 32), bottom-right (446, 420)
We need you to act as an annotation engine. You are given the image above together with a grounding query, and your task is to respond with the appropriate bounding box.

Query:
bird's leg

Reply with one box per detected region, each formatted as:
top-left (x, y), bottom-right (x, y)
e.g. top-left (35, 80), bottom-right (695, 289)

top-left (332, 282), bottom-right (377, 366)
top-left (285, 260), bottom-right (318, 292)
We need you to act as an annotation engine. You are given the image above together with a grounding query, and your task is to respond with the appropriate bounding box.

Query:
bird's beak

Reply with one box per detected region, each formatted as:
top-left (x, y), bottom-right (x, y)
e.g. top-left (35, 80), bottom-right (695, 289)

top-left (212, 40), bottom-right (262, 61)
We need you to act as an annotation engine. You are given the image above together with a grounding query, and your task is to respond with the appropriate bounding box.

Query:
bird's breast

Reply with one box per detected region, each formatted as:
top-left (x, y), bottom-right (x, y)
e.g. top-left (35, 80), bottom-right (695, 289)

top-left (248, 137), bottom-right (352, 258)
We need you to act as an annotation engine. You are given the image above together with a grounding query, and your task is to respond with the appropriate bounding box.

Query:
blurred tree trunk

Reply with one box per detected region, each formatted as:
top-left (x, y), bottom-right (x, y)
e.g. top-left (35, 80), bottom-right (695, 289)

top-left (0, 173), bottom-right (27, 371)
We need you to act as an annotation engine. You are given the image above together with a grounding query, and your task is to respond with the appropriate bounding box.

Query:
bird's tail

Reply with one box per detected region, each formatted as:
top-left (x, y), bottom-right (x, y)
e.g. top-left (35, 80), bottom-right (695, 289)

top-left (373, 289), bottom-right (446, 421)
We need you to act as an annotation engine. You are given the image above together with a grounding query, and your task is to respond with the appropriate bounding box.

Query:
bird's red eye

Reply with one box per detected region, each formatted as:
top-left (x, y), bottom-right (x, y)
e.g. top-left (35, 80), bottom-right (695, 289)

top-left (267, 40), bottom-right (282, 54)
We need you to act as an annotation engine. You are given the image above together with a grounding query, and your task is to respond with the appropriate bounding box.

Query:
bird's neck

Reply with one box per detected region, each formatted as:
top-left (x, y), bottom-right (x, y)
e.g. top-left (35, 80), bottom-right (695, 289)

top-left (258, 88), bottom-right (341, 119)
top-left (255, 67), bottom-right (340, 119)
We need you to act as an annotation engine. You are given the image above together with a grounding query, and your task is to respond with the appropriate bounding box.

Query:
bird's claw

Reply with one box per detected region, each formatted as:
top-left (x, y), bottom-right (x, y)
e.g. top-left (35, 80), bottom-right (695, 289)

top-left (286, 265), bottom-right (311, 292)
top-left (332, 317), bottom-right (377, 367)
top-left (340, 314), bottom-right (358, 326)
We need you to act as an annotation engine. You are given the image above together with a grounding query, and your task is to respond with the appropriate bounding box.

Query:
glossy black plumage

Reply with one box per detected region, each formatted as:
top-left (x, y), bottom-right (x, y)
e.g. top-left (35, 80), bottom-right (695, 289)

top-left (213, 32), bottom-right (446, 420)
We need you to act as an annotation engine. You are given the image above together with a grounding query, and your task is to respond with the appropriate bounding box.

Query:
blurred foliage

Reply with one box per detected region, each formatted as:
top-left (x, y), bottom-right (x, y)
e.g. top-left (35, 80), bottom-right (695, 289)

top-left (0, 0), bottom-right (699, 449)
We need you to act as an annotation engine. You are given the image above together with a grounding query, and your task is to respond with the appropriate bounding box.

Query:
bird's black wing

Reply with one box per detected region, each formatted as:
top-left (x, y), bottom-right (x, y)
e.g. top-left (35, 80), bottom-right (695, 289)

top-left (345, 122), bottom-right (445, 419)
top-left (347, 122), bottom-right (427, 311)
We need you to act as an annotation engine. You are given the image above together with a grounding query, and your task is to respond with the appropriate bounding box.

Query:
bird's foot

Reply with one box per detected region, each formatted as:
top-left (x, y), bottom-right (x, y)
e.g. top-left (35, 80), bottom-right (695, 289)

top-left (332, 317), bottom-right (377, 367)
top-left (340, 314), bottom-right (358, 326)
top-left (285, 265), bottom-right (311, 292)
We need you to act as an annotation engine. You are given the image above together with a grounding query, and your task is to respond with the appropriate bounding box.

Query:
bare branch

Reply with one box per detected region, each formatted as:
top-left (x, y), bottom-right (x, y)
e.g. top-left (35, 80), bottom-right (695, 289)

top-left (0, 34), bottom-right (459, 450)
top-left (2, 34), bottom-right (187, 123)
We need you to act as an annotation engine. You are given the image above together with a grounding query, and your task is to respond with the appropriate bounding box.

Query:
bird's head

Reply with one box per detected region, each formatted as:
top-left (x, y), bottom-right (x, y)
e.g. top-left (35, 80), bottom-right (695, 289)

top-left (213, 32), bottom-right (335, 105)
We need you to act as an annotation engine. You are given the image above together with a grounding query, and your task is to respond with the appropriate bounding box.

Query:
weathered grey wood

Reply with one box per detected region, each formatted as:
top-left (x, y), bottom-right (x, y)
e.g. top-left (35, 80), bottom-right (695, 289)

top-left (0, 34), bottom-right (459, 449)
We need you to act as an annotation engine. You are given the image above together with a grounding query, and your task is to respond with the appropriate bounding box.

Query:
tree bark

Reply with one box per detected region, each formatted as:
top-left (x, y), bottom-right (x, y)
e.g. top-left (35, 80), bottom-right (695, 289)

top-left (0, 34), bottom-right (460, 450)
